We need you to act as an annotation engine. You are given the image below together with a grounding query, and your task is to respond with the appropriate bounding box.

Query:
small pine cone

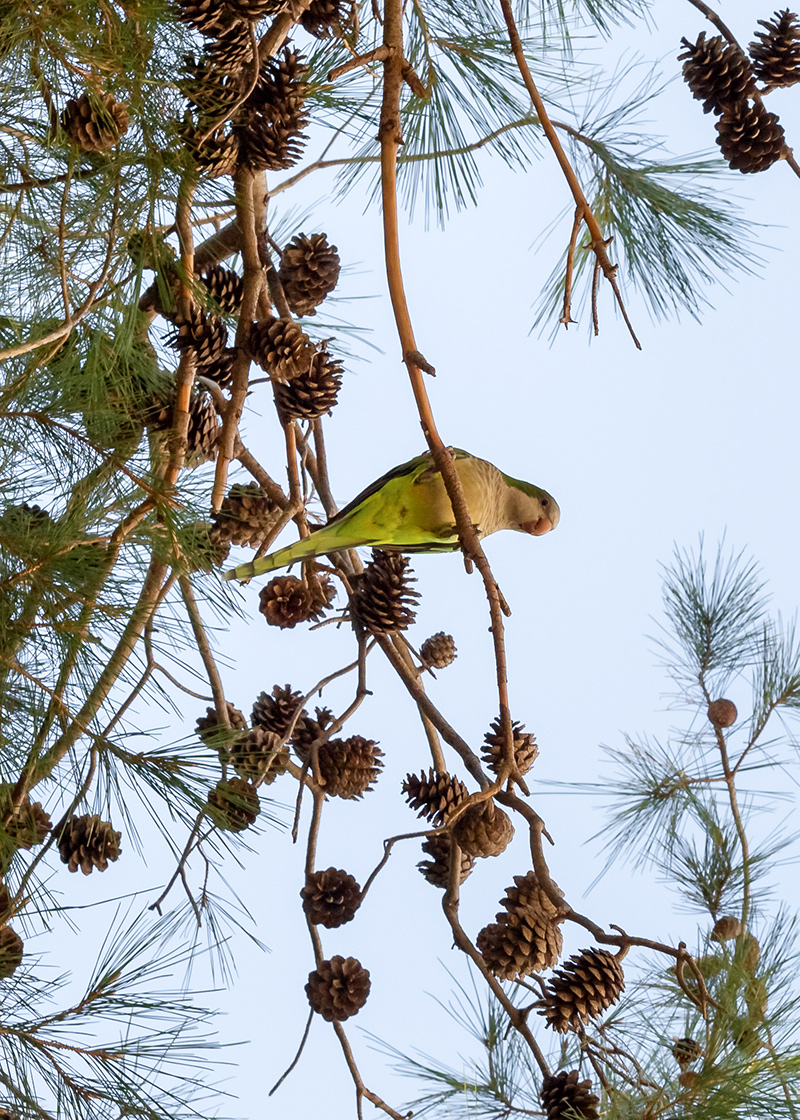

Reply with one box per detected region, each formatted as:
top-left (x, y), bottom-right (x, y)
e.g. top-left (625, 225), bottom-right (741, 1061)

top-left (292, 706), bottom-right (334, 761)
top-left (58, 815), bottom-right (121, 875)
top-left (301, 0), bottom-right (344, 37)
top-left (708, 698), bottom-right (737, 727)
top-left (419, 632), bottom-right (456, 670)
top-left (248, 45), bottom-right (309, 113)
top-left (230, 728), bottom-right (290, 782)
top-left (196, 702), bottom-right (248, 747)
top-left (207, 20), bottom-right (255, 71)
top-left (306, 955), bottom-right (370, 1021)
top-left (452, 801), bottom-right (514, 859)
top-left (185, 389), bottom-right (221, 467)
top-left (537, 947), bottom-right (625, 1033)
top-left (478, 871), bottom-right (565, 979)
top-left (174, 0), bottom-right (234, 37)
top-left (238, 48), bottom-right (309, 170)
top-left (540, 1070), bottom-right (600, 1120)
top-left (249, 316), bottom-right (315, 381)
top-left (207, 777), bottom-right (260, 831)
top-left (252, 684), bottom-right (306, 735)
top-left (673, 1037), bottom-right (703, 1066)
top-left (716, 102), bottom-right (786, 172)
top-left (198, 264), bottom-right (244, 314)
top-left (481, 716), bottom-right (538, 777)
top-left (0, 785), bottom-right (52, 850)
top-left (0, 884), bottom-right (11, 925)
top-left (259, 575), bottom-right (318, 628)
top-left (222, 0), bottom-right (284, 18)
top-left (350, 550), bottom-right (420, 633)
top-left (712, 914), bottom-right (742, 941)
top-left (316, 736), bottom-right (383, 799)
top-left (62, 92), bottom-right (129, 151)
top-left (211, 482), bottom-right (281, 548)
top-left (181, 54), bottom-right (242, 124)
top-left (402, 769), bottom-right (469, 827)
top-left (0, 926), bottom-right (23, 980)
top-left (417, 833), bottom-right (475, 888)
top-left (182, 120), bottom-right (240, 178)
top-left (301, 868), bottom-right (361, 927)
top-left (279, 232), bottom-right (341, 316)
top-left (273, 349), bottom-right (343, 420)
top-left (169, 305), bottom-right (228, 369)
top-left (679, 33), bottom-right (756, 113)
top-left (750, 10), bottom-right (800, 87)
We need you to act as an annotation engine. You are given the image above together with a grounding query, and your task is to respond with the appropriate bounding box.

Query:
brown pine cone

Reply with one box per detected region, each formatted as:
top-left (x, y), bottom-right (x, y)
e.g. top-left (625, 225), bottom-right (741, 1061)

top-left (62, 92), bottom-right (129, 151)
top-left (679, 32), bottom-right (756, 113)
top-left (673, 1037), bottom-right (703, 1066)
top-left (712, 914), bottom-right (742, 941)
top-left (162, 387), bottom-right (220, 467)
top-left (58, 815), bottom-right (121, 874)
top-left (477, 871), bottom-right (565, 979)
top-left (301, 868), bottom-right (361, 927)
top-left (350, 550), bottom-right (420, 633)
top-left (259, 575), bottom-right (317, 628)
top-left (0, 785), bottom-right (51, 850)
top-left (238, 48), bottom-right (310, 171)
top-left (174, 0), bottom-right (234, 37)
top-left (417, 833), bottom-right (475, 889)
top-left (211, 482), bottom-right (281, 548)
top-left (222, 0), bottom-right (284, 19)
top-left (301, 0), bottom-right (347, 36)
top-left (279, 232), bottom-right (341, 316)
top-left (481, 716), bottom-right (538, 776)
top-left (198, 264), bottom-right (244, 314)
top-left (750, 10), bottom-right (800, 87)
top-left (249, 316), bottom-right (315, 380)
top-left (716, 101), bottom-right (786, 172)
top-left (252, 684), bottom-right (306, 735)
top-left (207, 20), bottom-right (255, 71)
top-left (0, 926), bottom-right (23, 980)
top-left (536, 947), bottom-right (625, 1033)
top-left (196, 702), bottom-right (248, 747)
top-left (540, 1070), bottom-right (600, 1120)
top-left (306, 955), bottom-right (370, 1021)
top-left (707, 698), bottom-right (737, 727)
top-left (452, 800), bottom-right (514, 859)
top-left (314, 735), bottom-right (383, 798)
top-left (402, 769), bottom-right (468, 827)
top-left (181, 120), bottom-right (240, 178)
top-left (292, 706), bottom-right (334, 760)
top-left (230, 728), bottom-right (290, 783)
top-left (180, 520), bottom-right (231, 572)
top-left (0, 884), bottom-right (12, 925)
top-left (181, 54), bottom-right (242, 125)
top-left (169, 305), bottom-right (229, 369)
top-left (273, 349), bottom-right (344, 420)
top-left (419, 632), bottom-right (457, 670)
top-left (207, 777), bottom-right (260, 831)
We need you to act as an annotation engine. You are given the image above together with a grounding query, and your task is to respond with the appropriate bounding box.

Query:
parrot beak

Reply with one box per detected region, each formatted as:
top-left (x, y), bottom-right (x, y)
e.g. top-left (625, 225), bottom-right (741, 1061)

top-left (522, 516), bottom-right (553, 536)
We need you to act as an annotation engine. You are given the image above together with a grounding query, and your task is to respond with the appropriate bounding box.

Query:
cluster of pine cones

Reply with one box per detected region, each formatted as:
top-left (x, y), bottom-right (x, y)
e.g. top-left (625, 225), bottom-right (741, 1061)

top-left (680, 10), bottom-right (800, 172)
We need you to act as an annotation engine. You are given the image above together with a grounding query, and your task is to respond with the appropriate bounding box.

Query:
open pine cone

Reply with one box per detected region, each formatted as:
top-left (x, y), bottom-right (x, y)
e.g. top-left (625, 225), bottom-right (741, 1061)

top-left (306, 956), bottom-right (370, 1021)
top-left (477, 871), bottom-right (565, 979)
top-left (301, 868), bottom-right (361, 927)
top-left (536, 947), bottom-right (625, 1032)
top-left (58, 815), bottom-right (121, 874)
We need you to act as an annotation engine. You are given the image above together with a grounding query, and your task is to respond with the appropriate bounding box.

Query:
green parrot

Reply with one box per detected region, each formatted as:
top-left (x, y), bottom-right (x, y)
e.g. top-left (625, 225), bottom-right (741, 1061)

top-left (223, 448), bottom-right (559, 582)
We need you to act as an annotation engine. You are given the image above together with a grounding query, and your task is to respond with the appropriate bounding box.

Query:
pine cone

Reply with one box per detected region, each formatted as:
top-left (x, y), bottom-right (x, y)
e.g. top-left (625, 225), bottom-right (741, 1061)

top-left (402, 769), bottom-right (468, 827)
top-left (716, 101), bottom-right (786, 172)
top-left (252, 684), bottom-right (306, 735)
top-left (58, 815), bottom-right (121, 874)
top-left (273, 349), bottom-right (343, 420)
top-left (477, 871), bottom-right (565, 979)
top-left (0, 785), bottom-right (52, 850)
top-left (679, 32), bottom-right (756, 113)
top-left (536, 947), bottom-right (625, 1033)
top-left (452, 800), bottom-right (514, 859)
top-left (198, 264), bottom-right (244, 313)
top-left (169, 305), bottom-right (229, 369)
top-left (0, 884), bottom-right (11, 925)
top-left (196, 702), bottom-right (248, 747)
top-left (419, 632), bottom-right (456, 670)
top-left (181, 54), bottom-right (242, 125)
top-left (750, 10), bottom-right (800, 87)
top-left (230, 728), bottom-right (289, 782)
top-left (0, 926), bottom-right (23, 980)
top-left (540, 1070), bottom-right (600, 1120)
top-left (182, 120), bottom-right (240, 178)
top-left (711, 914), bottom-right (742, 941)
top-left (673, 1037), bottom-right (703, 1065)
top-left (222, 0), bottom-right (284, 19)
top-left (259, 575), bottom-right (316, 628)
top-left (169, 387), bottom-right (220, 467)
top-left (418, 833), bottom-right (475, 889)
top-left (292, 706), bottom-right (334, 759)
top-left (211, 482), bottom-right (281, 548)
top-left (238, 48), bottom-right (309, 171)
top-left (207, 777), bottom-right (260, 831)
top-left (180, 520), bottom-right (231, 572)
top-left (174, 0), bottom-right (234, 37)
top-left (62, 91), bottom-right (129, 151)
top-left (279, 232), bottom-right (341, 316)
top-left (301, 0), bottom-right (345, 37)
top-left (301, 868), bottom-right (361, 927)
top-left (306, 955), bottom-right (370, 1021)
top-left (707, 698), bottom-right (737, 727)
top-left (350, 550), bottom-right (420, 633)
top-left (249, 316), bottom-right (315, 380)
top-left (481, 716), bottom-right (538, 776)
top-left (314, 735), bottom-right (383, 798)
top-left (207, 20), bottom-right (255, 71)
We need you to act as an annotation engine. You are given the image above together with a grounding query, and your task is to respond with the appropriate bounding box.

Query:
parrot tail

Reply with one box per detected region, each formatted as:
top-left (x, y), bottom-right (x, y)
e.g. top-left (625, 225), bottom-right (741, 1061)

top-left (222, 532), bottom-right (328, 582)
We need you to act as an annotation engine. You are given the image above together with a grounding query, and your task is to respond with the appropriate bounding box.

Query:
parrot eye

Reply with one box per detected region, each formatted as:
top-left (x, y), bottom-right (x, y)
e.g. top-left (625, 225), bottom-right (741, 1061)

top-left (541, 498), bottom-right (549, 507)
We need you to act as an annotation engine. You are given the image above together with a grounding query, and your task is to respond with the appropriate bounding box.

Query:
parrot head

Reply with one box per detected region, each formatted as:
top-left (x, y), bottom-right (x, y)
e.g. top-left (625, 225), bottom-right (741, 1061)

top-left (505, 478), bottom-right (560, 537)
